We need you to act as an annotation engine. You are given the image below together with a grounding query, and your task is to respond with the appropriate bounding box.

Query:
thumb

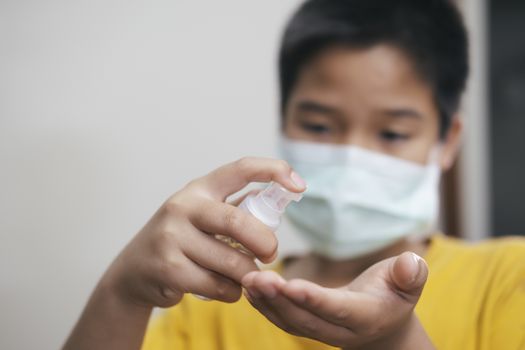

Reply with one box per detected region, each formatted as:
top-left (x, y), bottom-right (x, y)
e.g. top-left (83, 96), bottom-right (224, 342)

top-left (389, 252), bottom-right (428, 303)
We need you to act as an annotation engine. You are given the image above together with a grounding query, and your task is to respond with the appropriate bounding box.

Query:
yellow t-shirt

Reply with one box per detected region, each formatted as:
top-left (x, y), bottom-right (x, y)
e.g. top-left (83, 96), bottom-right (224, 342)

top-left (142, 235), bottom-right (525, 349)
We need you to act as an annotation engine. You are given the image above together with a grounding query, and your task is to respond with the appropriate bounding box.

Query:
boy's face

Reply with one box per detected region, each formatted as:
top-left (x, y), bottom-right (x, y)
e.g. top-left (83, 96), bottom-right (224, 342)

top-left (283, 44), bottom-right (461, 168)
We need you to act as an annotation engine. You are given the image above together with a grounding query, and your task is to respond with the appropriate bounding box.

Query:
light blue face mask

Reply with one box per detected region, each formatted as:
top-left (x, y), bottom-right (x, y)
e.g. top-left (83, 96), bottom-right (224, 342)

top-left (280, 137), bottom-right (441, 260)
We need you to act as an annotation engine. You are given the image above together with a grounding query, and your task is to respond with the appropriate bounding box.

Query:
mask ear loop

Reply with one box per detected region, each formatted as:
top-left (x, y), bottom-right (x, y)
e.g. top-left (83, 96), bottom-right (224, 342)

top-left (426, 144), bottom-right (444, 167)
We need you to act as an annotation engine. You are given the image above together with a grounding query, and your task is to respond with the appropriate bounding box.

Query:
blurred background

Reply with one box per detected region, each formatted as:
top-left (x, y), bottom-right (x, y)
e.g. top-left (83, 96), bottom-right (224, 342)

top-left (0, 0), bottom-right (522, 349)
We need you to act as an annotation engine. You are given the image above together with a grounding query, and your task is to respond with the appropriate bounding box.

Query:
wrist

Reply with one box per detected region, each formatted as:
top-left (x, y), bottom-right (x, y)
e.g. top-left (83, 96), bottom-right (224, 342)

top-left (99, 261), bottom-right (153, 313)
top-left (379, 314), bottom-right (428, 350)
top-left (100, 277), bottom-right (152, 315)
top-left (344, 314), bottom-right (435, 350)
top-left (62, 267), bottom-right (153, 350)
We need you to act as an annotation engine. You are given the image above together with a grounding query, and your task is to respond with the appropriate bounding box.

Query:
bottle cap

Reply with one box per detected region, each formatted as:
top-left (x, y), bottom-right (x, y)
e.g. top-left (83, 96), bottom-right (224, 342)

top-left (239, 182), bottom-right (303, 231)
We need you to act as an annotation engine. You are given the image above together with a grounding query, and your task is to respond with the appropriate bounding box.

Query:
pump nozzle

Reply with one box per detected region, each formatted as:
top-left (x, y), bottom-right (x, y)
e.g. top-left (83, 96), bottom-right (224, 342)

top-left (239, 182), bottom-right (303, 231)
top-left (259, 182), bottom-right (303, 213)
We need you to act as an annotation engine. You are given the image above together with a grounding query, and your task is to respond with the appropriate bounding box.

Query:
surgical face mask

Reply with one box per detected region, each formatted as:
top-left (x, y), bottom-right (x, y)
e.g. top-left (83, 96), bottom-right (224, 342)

top-left (280, 137), bottom-right (441, 260)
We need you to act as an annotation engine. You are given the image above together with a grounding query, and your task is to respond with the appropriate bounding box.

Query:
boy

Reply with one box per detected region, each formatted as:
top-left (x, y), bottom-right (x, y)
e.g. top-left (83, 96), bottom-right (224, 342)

top-left (64, 0), bottom-right (525, 349)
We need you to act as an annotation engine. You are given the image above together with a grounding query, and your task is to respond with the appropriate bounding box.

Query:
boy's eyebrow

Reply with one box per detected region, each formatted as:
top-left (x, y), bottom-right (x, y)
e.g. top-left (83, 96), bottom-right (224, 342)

top-left (296, 100), bottom-right (424, 121)
top-left (382, 108), bottom-right (424, 120)
top-left (296, 100), bottom-right (343, 117)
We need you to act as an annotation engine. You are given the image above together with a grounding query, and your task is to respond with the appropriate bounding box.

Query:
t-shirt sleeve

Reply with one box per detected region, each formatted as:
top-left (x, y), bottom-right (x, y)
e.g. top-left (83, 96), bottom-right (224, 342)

top-left (483, 240), bottom-right (525, 349)
top-left (141, 305), bottom-right (188, 350)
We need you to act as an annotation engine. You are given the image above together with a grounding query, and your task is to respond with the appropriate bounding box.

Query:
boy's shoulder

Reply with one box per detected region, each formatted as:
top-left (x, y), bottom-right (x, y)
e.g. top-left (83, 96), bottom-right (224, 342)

top-left (428, 234), bottom-right (525, 285)
top-left (431, 233), bottom-right (525, 259)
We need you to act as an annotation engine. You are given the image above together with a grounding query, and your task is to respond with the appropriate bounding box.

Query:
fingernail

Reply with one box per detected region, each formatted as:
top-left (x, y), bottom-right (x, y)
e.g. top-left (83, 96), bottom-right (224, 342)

top-left (410, 253), bottom-right (426, 285)
top-left (290, 171), bottom-right (306, 190)
top-left (265, 249), bottom-right (279, 264)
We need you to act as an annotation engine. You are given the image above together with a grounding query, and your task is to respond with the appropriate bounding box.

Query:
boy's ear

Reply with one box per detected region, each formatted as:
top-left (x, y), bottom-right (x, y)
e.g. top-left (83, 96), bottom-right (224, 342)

top-left (440, 115), bottom-right (463, 171)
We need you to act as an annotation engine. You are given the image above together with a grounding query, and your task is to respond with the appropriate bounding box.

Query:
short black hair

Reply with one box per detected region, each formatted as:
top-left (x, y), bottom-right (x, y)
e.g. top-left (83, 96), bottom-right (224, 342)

top-left (278, 0), bottom-right (469, 137)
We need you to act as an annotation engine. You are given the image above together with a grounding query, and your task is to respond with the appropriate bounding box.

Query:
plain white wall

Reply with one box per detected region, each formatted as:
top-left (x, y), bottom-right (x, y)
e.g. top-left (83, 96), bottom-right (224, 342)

top-left (0, 1), bottom-right (301, 349)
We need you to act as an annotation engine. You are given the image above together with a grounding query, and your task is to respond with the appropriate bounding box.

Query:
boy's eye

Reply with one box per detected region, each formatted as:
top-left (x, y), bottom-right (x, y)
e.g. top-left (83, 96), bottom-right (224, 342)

top-left (380, 130), bottom-right (410, 142)
top-left (300, 122), bottom-right (333, 134)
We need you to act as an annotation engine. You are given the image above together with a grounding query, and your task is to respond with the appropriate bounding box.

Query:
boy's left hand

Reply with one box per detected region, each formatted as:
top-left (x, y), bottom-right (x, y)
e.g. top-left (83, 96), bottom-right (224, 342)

top-left (242, 252), bottom-right (434, 350)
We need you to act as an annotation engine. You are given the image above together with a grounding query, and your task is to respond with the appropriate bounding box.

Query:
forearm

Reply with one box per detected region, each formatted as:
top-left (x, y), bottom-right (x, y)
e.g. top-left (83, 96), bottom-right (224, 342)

top-left (62, 274), bottom-right (153, 350)
top-left (393, 314), bottom-right (435, 350)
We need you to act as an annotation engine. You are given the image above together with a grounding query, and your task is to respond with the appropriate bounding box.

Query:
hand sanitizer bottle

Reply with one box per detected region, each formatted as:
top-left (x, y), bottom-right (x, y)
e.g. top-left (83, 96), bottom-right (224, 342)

top-left (194, 182), bottom-right (303, 301)
top-left (216, 182), bottom-right (303, 253)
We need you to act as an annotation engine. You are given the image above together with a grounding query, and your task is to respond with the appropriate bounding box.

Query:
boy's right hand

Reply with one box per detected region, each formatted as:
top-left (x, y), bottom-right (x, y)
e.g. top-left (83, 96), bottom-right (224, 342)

top-left (103, 157), bottom-right (306, 309)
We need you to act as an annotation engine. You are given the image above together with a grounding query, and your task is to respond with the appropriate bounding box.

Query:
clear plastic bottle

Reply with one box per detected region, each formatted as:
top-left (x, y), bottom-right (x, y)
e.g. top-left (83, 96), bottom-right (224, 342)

top-left (217, 182), bottom-right (303, 252)
top-left (195, 182), bottom-right (303, 300)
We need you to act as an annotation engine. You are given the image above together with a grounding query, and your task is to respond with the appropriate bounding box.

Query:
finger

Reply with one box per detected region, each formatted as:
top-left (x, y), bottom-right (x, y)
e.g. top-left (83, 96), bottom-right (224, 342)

top-left (164, 255), bottom-right (242, 303)
top-left (243, 289), bottom-right (295, 334)
top-left (196, 157), bottom-right (306, 201)
top-left (183, 226), bottom-right (259, 284)
top-left (241, 270), bottom-right (285, 298)
top-left (350, 252), bottom-right (428, 303)
top-left (280, 279), bottom-right (380, 329)
top-left (389, 252), bottom-right (428, 303)
top-left (188, 199), bottom-right (278, 263)
top-left (242, 272), bottom-right (293, 334)
top-left (244, 271), bottom-right (353, 347)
